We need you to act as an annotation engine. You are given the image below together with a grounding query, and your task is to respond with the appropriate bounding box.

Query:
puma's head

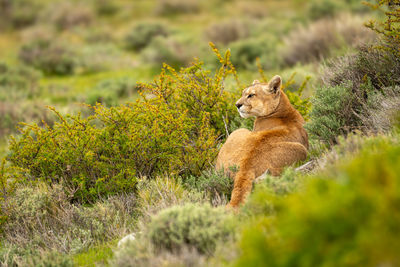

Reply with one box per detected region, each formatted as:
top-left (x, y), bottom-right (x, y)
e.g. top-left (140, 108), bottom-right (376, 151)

top-left (235, 75), bottom-right (282, 118)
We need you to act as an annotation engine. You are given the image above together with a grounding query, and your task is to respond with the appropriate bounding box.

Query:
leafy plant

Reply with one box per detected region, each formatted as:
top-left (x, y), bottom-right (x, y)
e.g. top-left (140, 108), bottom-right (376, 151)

top-left (8, 45), bottom-right (239, 202)
top-left (364, 0), bottom-right (400, 55)
top-left (235, 133), bottom-right (400, 267)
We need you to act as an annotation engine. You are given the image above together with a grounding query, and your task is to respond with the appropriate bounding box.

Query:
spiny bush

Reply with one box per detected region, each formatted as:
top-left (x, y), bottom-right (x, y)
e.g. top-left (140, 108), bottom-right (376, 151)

top-left (124, 22), bottom-right (169, 51)
top-left (148, 203), bottom-right (234, 255)
top-left (19, 39), bottom-right (77, 75)
top-left (8, 46), bottom-right (238, 202)
top-left (155, 0), bottom-right (200, 16)
top-left (234, 133), bottom-right (400, 267)
top-left (204, 20), bottom-right (249, 45)
top-left (364, 0), bottom-right (400, 56)
top-left (86, 77), bottom-right (138, 106)
top-left (8, 107), bottom-right (137, 203)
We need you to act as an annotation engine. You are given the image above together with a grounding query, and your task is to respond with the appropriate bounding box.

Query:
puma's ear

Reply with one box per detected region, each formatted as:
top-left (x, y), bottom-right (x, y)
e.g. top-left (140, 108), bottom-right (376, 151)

top-left (252, 80), bottom-right (260, 85)
top-left (267, 75), bottom-right (282, 94)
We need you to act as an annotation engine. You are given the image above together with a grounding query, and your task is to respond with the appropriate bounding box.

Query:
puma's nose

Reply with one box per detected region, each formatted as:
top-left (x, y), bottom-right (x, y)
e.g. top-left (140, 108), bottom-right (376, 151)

top-left (236, 103), bottom-right (243, 109)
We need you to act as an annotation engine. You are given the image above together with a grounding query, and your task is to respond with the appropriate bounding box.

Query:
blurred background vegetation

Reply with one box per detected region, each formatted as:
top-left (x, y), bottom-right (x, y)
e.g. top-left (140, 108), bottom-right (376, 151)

top-left (1, 0), bottom-right (400, 266)
top-left (0, 0), bottom-right (379, 155)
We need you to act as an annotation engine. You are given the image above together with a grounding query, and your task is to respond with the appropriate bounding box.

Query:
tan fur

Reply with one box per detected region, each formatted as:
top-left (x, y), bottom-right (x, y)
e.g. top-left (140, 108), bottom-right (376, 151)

top-left (216, 75), bottom-right (309, 208)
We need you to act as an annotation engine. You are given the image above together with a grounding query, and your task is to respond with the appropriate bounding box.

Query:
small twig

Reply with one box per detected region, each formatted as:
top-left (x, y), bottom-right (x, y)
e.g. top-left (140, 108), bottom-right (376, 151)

top-left (295, 160), bottom-right (316, 173)
top-left (254, 169), bottom-right (270, 184)
top-left (222, 115), bottom-right (230, 137)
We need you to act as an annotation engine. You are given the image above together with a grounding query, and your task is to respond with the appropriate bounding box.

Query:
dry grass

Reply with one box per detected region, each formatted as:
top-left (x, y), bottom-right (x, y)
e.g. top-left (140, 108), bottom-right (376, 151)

top-left (361, 87), bottom-right (400, 133)
top-left (1, 182), bottom-right (137, 265)
top-left (41, 1), bottom-right (94, 30)
top-left (283, 14), bottom-right (376, 66)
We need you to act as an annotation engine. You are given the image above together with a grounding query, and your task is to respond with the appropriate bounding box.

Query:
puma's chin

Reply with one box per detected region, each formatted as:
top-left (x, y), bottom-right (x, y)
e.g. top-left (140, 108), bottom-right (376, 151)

top-left (239, 111), bottom-right (252, 118)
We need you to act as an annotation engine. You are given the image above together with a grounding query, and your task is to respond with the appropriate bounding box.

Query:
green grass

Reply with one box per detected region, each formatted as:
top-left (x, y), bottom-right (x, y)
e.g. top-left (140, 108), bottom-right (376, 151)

top-left (41, 66), bottom-right (159, 94)
top-left (73, 240), bottom-right (118, 267)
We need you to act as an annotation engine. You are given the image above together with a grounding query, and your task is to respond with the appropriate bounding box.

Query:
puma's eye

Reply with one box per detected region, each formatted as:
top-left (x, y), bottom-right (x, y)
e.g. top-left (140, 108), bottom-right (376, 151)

top-left (247, 94), bottom-right (255, 98)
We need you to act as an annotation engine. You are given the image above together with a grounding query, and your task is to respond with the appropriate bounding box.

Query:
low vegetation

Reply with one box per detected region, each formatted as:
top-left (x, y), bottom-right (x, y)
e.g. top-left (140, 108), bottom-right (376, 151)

top-left (1, 0), bottom-right (399, 266)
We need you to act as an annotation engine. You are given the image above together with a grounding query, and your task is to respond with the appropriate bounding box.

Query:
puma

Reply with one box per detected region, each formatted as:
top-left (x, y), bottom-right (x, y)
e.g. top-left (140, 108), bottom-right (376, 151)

top-left (216, 75), bottom-right (308, 208)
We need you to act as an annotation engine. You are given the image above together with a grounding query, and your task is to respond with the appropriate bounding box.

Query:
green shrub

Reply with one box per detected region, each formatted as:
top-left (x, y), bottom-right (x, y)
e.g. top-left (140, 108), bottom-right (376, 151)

top-left (229, 37), bottom-right (280, 70)
top-left (305, 83), bottom-right (356, 144)
top-left (204, 20), bottom-right (249, 45)
top-left (0, 63), bottom-right (41, 101)
top-left (307, 0), bottom-right (342, 20)
top-left (234, 134), bottom-right (400, 267)
top-left (27, 251), bottom-right (73, 267)
top-left (78, 44), bottom-right (129, 73)
top-left (124, 22), bottom-right (168, 51)
top-left (0, 0), bottom-right (43, 29)
top-left (155, 0), bottom-right (200, 16)
top-left (148, 203), bottom-right (234, 254)
top-left (8, 108), bottom-right (137, 203)
top-left (8, 47), bottom-right (238, 202)
top-left (186, 169), bottom-right (233, 202)
top-left (141, 36), bottom-right (191, 68)
top-left (309, 41), bottom-right (400, 144)
top-left (94, 0), bottom-right (119, 16)
top-left (19, 39), bottom-right (77, 75)
top-left (86, 77), bottom-right (138, 106)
